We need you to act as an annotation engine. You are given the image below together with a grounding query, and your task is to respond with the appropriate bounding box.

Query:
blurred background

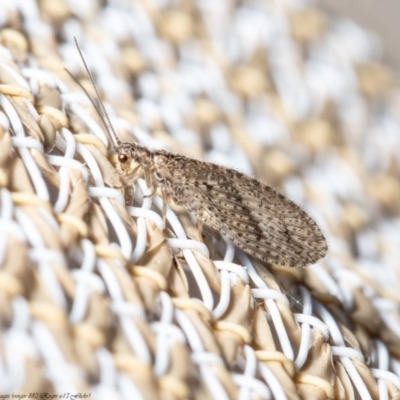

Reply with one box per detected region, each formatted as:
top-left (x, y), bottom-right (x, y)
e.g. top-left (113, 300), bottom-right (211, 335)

top-left (319, 0), bottom-right (400, 73)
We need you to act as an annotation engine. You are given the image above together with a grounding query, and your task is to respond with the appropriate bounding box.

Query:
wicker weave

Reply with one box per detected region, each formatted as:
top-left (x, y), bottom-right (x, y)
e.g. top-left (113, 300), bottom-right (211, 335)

top-left (0, 0), bottom-right (399, 399)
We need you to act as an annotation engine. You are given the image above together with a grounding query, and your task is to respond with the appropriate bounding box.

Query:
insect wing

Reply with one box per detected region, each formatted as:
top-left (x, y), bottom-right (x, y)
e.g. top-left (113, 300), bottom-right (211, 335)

top-left (170, 158), bottom-right (327, 267)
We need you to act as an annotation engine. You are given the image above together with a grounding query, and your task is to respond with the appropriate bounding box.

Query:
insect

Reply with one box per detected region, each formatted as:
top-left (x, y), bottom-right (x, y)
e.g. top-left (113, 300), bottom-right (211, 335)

top-left (73, 39), bottom-right (328, 267)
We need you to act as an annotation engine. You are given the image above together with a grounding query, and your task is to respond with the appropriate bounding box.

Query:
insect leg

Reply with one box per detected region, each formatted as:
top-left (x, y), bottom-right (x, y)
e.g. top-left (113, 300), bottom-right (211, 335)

top-left (124, 185), bottom-right (135, 206)
top-left (158, 188), bottom-right (172, 231)
top-left (195, 207), bottom-right (210, 235)
top-left (142, 169), bottom-right (157, 198)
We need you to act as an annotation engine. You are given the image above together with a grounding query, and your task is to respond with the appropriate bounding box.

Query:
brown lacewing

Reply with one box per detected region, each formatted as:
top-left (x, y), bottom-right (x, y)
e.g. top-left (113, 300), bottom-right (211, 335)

top-left (73, 39), bottom-right (327, 267)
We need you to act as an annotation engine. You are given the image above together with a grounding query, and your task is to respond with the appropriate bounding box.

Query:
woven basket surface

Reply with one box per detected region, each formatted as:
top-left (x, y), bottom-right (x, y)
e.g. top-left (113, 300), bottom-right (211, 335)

top-left (0, 1), bottom-right (399, 399)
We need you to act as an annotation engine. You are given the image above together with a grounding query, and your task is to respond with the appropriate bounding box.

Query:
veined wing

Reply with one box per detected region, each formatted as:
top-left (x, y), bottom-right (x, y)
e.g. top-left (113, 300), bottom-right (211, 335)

top-left (170, 159), bottom-right (327, 267)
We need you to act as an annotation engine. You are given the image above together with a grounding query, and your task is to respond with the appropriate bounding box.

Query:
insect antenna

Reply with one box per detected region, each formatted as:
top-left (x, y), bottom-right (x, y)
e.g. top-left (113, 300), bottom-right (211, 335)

top-left (65, 37), bottom-right (121, 149)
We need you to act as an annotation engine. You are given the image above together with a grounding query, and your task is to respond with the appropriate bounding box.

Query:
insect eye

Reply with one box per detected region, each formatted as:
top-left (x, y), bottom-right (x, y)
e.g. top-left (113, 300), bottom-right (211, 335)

top-left (118, 154), bottom-right (129, 164)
